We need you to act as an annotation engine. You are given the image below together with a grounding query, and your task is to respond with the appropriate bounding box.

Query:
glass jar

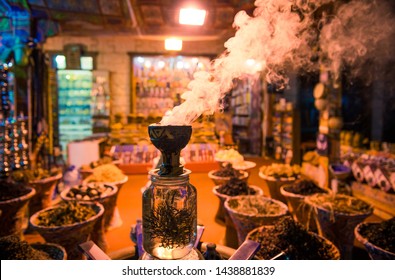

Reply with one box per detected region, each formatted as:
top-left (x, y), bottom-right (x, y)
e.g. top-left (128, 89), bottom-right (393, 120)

top-left (142, 169), bottom-right (197, 259)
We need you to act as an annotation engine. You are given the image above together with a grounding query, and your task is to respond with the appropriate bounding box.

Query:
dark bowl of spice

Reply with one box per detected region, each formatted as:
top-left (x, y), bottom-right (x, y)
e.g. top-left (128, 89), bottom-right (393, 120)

top-left (19, 170), bottom-right (63, 219)
top-left (280, 180), bottom-right (329, 230)
top-left (354, 218), bottom-right (395, 260)
top-left (213, 177), bottom-right (262, 223)
top-left (224, 195), bottom-right (289, 246)
top-left (60, 182), bottom-right (118, 229)
top-left (0, 181), bottom-right (36, 238)
top-left (305, 193), bottom-right (373, 216)
top-left (246, 216), bottom-right (340, 260)
top-left (29, 201), bottom-right (104, 260)
top-left (281, 179), bottom-right (329, 196)
top-left (215, 177), bottom-right (259, 197)
top-left (30, 243), bottom-right (67, 260)
top-left (208, 163), bottom-right (248, 186)
top-left (0, 234), bottom-right (66, 260)
top-left (305, 193), bottom-right (373, 259)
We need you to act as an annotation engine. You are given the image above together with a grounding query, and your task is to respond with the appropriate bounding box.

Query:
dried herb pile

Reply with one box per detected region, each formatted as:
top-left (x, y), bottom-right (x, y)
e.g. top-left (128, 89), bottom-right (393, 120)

top-left (213, 163), bottom-right (242, 178)
top-left (308, 194), bottom-right (371, 214)
top-left (36, 202), bottom-right (97, 227)
top-left (217, 177), bottom-right (257, 196)
top-left (0, 235), bottom-right (52, 260)
top-left (284, 180), bottom-right (327, 195)
top-left (0, 181), bottom-right (30, 201)
top-left (215, 148), bottom-right (244, 163)
top-left (248, 216), bottom-right (336, 260)
top-left (11, 167), bottom-right (60, 183)
top-left (228, 196), bottom-right (284, 216)
top-left (66, 183), bottom-right (113, 200)
top-left (359, 218), bottom-right (395, 253)
top-left (85, 164), bottom-right (125, 183)
top-left (259, 163), bottom-right (301, 179)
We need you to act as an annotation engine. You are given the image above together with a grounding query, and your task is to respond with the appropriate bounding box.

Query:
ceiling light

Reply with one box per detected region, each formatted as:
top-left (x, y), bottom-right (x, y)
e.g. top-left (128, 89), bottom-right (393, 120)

top-left (179, 8), bottom-right (206, 26)
top-left (165, 38), bottom-right (183, 51)
top-left (55, 55), bottom-right (66, 69)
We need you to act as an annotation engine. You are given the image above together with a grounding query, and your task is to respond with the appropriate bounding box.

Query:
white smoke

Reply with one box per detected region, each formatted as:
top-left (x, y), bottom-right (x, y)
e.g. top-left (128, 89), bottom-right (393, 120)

top-left (319, 0), bottom-right (395, 80)
top-left (160, 0), bottom-right (395, 126)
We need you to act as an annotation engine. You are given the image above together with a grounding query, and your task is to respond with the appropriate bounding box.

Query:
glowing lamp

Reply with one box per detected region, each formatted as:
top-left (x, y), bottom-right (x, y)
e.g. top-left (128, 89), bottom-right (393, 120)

top-left (179, 8), bottom-right (206, 26)
top-left (165, 38), bottom-right (183, 51)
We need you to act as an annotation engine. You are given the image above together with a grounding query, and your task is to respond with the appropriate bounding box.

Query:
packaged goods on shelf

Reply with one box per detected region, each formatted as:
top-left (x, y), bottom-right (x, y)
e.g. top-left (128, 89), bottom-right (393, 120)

top-left (230, 79), bottom-right (262, 155)
top-left (339, 147), bottom-right (395, 219)
top-left (342, 150), bottom-right (395, 193)
top-left (110, 143), bottom-right (219, 174)
top-left (132, 55), bottom-right (211, 118)
top-left (271, 100), bottom-right (295, 162)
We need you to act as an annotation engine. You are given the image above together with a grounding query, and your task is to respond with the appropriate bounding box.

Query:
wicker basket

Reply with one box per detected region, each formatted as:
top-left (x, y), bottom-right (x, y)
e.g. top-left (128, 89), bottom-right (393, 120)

top-left (212, 185), bottom-right (263, 248)
top-left (224, 195), bottom-right (289, 246)
top-left (246, 225), bottom-right (341, 260)
top-left (208, 169), bottom-right (248, 186)
top-left (29, 202), bottom-right (104, 260)
top-left (305, 194), bottom-right (373, 259)
top-left (0, 186), bottom-right (36, 238)
top-left (28, 173), bottom-right (62, 217)
top-left (31, 242), bottom-right (67, 260)
top-left (354, 222), bottom-right (395, 260)
top-left (259, 172), bottom-right (297, 204)
top-left (212, 185), bottom-right (263, 223)
top-left (280, 184), bottom-right (330, 231)
top-left (83, 175), bottom-right (128, 229)
top-left (60, 183), bottom-right (118, 251)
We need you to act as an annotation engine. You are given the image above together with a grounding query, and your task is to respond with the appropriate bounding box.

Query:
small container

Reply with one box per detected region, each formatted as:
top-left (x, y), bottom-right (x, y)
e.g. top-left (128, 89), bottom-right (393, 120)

top-left (203, 243), bottom-right (223, 260)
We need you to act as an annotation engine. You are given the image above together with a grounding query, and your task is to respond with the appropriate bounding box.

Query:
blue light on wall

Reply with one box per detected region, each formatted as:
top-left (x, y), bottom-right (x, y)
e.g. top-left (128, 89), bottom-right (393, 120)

top-left (0, 0), bottom-right (59, 65)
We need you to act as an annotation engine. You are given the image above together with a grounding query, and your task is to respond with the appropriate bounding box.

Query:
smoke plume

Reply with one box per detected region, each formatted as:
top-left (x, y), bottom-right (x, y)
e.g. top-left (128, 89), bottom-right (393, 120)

top-left (319, 0), bottom-right (395, 80)
top-left (160, 0), bottom-right (395, 125)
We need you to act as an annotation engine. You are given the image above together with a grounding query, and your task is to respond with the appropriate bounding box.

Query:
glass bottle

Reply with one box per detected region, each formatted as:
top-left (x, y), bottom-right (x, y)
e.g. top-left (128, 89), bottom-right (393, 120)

top-left (142, 169), bottom-right (197, 260)
top-left (203, 243), bottom-right (223, 260)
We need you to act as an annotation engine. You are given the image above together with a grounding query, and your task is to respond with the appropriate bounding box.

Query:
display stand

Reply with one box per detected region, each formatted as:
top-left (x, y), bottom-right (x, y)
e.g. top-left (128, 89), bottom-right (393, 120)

top-left (112, 143), bottom-right (220, 174)
top-left (351, 182), bottom-right (395, 219)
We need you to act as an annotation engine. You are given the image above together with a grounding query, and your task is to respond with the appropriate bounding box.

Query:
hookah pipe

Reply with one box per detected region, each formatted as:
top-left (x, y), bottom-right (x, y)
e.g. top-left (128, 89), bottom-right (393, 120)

top-left (148, 125), bottom-right (192, 176)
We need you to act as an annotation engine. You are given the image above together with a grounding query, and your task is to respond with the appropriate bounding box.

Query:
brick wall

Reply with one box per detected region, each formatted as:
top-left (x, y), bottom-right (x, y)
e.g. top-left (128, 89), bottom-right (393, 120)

top-left (43, 35), bottom-right (225, 120)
